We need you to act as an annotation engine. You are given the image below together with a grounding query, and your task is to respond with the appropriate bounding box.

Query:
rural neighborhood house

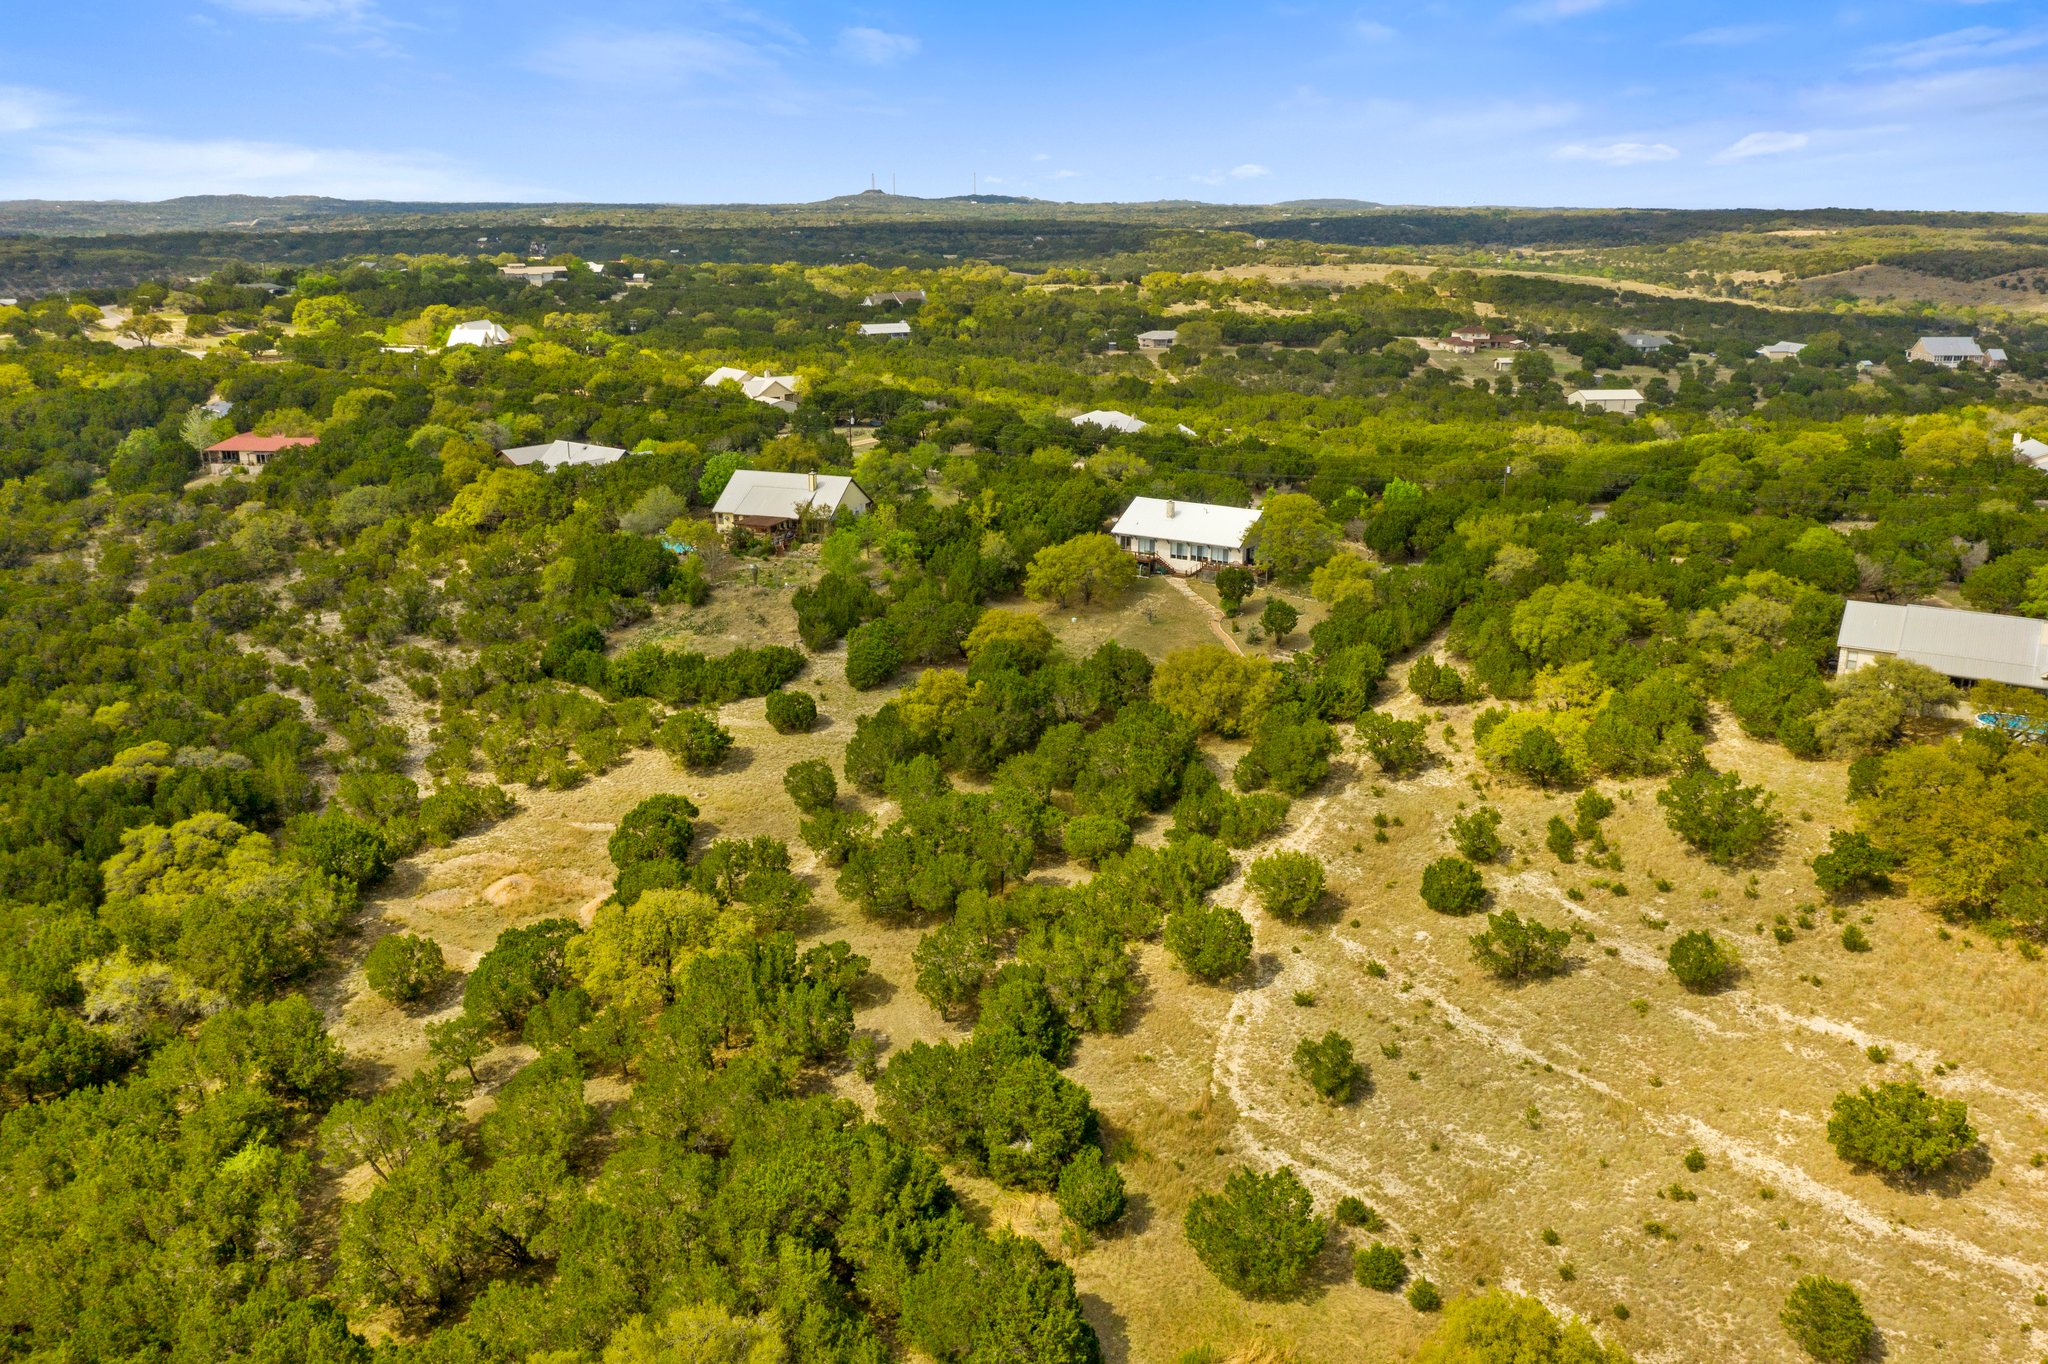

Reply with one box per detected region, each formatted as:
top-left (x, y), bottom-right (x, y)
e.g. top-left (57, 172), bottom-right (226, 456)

top-left (1110, 496), bottom-right (1261, 575)
top-left (203, 432), bottom-right (317, 469)
top-left (1836, 600), bottom-right (2048, 690)
top-left (498, 440), bottom-right (628, 471)
top-left (711, 469), bottom-right (870, 543)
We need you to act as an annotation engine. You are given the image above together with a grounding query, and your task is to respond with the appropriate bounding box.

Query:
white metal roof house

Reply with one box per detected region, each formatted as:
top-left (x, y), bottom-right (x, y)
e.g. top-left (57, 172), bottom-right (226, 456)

top-left (1756, 341), bottom-right (1806, 361)
top-left (1908, 337), bottom-right (1987, 369)
top-left (1619, 332), bottom-right (1669, 352)
top-left (858, 320), bottom-right (911, 338)
top-left (1986, 347), bottom-right (2010, 369)
top-left (701, 366), bottom-right (751, 387)
top-left (1567, 388), bottom-right (1646, 416)
top-left (740, 374), bottom-right (799, 410)
top-left (2014, 432), bottom-right (2048, 470)
top-left (446, 319), bottom-right (511, 348)
top-left (711, 470), bottom-right (870, 540)
top-left (1837, 600), bottom-right (2048, 691)
top-left (861, 289), bottom-right (926, 307)
top-left (1110, 496), bottom-right (1262, 576)
top-left (1073, 409), bottom-right (1148, 434)
top-left (499, 263), bottom-right (567, 284)
top-left (1136, 329), bottom-right (1179, 350)
top-left (499, 440), bottom-right (628, 472)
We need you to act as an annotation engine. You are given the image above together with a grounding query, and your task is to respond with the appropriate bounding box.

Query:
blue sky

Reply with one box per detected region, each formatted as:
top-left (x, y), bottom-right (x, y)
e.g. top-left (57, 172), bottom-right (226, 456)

top-left (1, 0), bottom-right (2044, 209)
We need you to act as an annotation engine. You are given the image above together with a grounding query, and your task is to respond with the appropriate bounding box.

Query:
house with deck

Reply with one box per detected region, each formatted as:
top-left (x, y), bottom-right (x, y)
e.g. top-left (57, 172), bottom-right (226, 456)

top-left (1110, 496), bottom-right (1261, 576)
top-left (711, 470), bottom-right (870, 544)
top-left (1567, 388), bottom-right (1646, 416)
top-left (499, 440), bottom-right (627, 472)
top-left (1836, 600), bottom-right (2048, 691)
top-left (1908, 337), bottom-right (1992, 370)
top-left (1137, 329), bottom-right (1179, 351)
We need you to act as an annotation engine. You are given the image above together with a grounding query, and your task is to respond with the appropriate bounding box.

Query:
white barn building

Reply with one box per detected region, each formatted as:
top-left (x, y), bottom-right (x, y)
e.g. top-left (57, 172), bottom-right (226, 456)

top-left (1110, 496), bottom-right (1261, 576)
top-left (1836, 600), bottom-right (2048, 691)
top-left (446, 320), bottom-right (511, 348)
top-left (1567, 388), bottom-right (1646, 416)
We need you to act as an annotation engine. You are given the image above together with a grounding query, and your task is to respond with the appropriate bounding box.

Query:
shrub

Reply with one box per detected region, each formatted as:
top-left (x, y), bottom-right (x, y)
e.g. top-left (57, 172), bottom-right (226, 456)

top-left (1334, 1195), bottom-right (1378, 1228)
top-left (657, 710), bottom-right (733, 770)
top-left (1409, 654), bottom-right (1472, 705)
top-left (1469, 910), bottom-right (1571, 982)
top-left (1293, 1030), bottom-right (1366, 1103)
top-left (1420, 856), bottom-right (1486, 915)
top-left (289, 810), bottom-right (393, 889)
top-left (1657, 766), bottom-right (1780, 864)
top-left (1420, 1293), bottom-right (1631, 1364)
top-left (1840, 924), bottom-right (1871, 953)
top-left (363, 934), bottom-right (447, 1007)
top-left (1354, 1242), bottom-right (1408, 1292)
top-left (464, 918), bottom-right (577, 1035)
top-left (1183, 1165), bottom-right (1325, 1299)
top-left (1407, 1278), bottom-right (1443, 1312)
top-left (1450, 806), bottom-right (1503, 862)
top-left (1826, 1079), bottom-right (1974, 1176)
top-left (607, 794), bottom-right (699, 868)
top-left (1260, 597), bottom-right (1299, 644)
top-left (783, 758), bottom-right (838, 813)
top-left (1545, 815), bottom-right (1577, 862)
top-left (1667, 929), bottom-right (1738, 992)
top-left (1063, 814), bottom-right (1133, 868)
top-left (1573, 789), bottom-right (1615, 835)
top-left (1781, 1276), bottom-right (1875, 1364)
top-left (763, 689), bottom-right (817, 734)
top-left (982, 1055), bottom-right (1090, 1191)
top-left (1357, 711), bottom-right (1430, 774)
top-left (1246, 851), bottom-right (1326, 921)
top-left (1164, 902), bottom-right (1254, 982)
top-left (417, 782), bottom-right (516, 846)
top-left (844, 620), bottom-right (903, 690)
top-left (1056, 1146), bottom-right (1127, 1230)
top-left (1810, 830), bottom-right (1898, 897)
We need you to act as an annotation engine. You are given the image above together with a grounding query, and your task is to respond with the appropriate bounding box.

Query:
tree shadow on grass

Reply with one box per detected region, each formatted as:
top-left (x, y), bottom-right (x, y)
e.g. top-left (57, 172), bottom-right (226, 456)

top-left (1899, 1142), bottom-right (1993, 1199)
top-left (1079, 1293), bottom-right (1132, 1364)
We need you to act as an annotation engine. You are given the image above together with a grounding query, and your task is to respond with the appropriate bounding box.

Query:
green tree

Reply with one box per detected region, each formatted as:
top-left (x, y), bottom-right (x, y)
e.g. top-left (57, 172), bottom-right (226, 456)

top-left (1215, 565), bottom-right (1253, 614)
top-left (844, 619), bottom-right (903, 690)
top-left (1827, 1079), bottom-right (1975, 1176)
top-left (608, 794), bottom-right (699, 867)
top-left (464, 919), bottom-right (577, 1035)
top-left (1416, 1290), bottom-right (1633, 1363)
top-left (1355, 1242), bottom-right (1409, 1292)
top-left (1248, 493), bottom-right (1340, 581)
top-left (783, 758), bottom-right (838, 813)
top-left (600, 1304), bottom-right (786, 1364)
top-left (1468, 910), bottom-right (1571, 981)
top-left (983, 1055), bottom-right (1091, 1191)
top-left (1810, 830), bottom-right (1897, 897)
top-left (1062, 814), bottom-right (1133, 867)
top-left (1293, 1030), bottom-right (1366, 1103)
top-left (1813, 658), bottom-right (1958, 758)
top-left (763, 689), bottom-right (817, 733)
top-left (1451, 806), bottom-right (1503, 862)
top-left (1152, 645), bottom-right (1277, 737)
top-left (363, 934), bottom-right (448, 1007)
top-left (1057, 1145), bottom-right (1127, 1230)
top-left (1780, 1276), bottom-right (1874, 1364)
top-left (1667, 930), bottom-right (1738, 992)
top-left (1510, 583), bottom-right (1633, 666)
top-left (657, 710), bottom-right (733, 770)
top-left (1164, 901), bottom-right (1254, 982)
top-left (1024, 533), bottom-right (1138, 607)
top-left (1184, 1165), bottom-right (1326, 1298)
top-left (1246, 850), bottom-right (1326, 921)
top-left (1421, 856), bottom-right (1486, 915)
top-left (1261, 597), bottom-right (1300, 645)
top-left (617, 485), bottom-right (689, 536)
top-left (1358, 711), bottom-right (1430, 774)
top-left (1658, 767), bottom-right (1780, 864)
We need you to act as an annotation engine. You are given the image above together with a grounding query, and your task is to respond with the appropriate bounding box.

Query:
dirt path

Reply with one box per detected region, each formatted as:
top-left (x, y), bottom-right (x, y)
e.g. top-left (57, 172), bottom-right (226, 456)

top-left (1164, 575), bottom-right (1244, 655)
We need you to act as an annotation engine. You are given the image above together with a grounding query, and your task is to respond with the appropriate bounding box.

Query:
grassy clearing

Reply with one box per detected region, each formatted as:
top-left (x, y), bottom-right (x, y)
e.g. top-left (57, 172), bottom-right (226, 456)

top-left (320, 584), bottom-right (2048, 1362)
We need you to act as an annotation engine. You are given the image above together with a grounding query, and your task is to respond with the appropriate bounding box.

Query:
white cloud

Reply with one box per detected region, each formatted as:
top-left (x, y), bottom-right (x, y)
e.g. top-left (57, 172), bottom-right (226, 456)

top-left (1031, 152), bottom-right (1050, 162)
top-left (1230, 163), bottom-right (1270, 179)
top-left (1352, 20), bottom-right (1396, 41)
top-left (1674, 23), bottom-right (1778, 47)
top-left (0, 86), bottom-right (64, 134)
top-left (209, 0), bottom-right (376, 18)
top-left (1511, 0), bottom-right (1620, 22)
top-left (836, 27), bottom-right (920, 65)
top-left (1046, 169), bottom-right (1079, 180)
top-left (1710, 130), bottom-right (1810, 163)
top-left (1858, 25), bottom-right (2048, 70)
top-left (1554, 140), bottom-right (1680, 166)
top-left (529, 30), bottom-right (772, 85)
top-left (2, 133), bottom-right (515, 200)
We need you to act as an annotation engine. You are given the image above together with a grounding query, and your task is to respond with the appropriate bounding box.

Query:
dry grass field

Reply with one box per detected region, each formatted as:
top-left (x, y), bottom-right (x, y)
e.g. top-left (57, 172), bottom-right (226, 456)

top-left (1798, 264), bottom-right (2048, 316)
top-left (322, 575), bottom-right (2048, 1363)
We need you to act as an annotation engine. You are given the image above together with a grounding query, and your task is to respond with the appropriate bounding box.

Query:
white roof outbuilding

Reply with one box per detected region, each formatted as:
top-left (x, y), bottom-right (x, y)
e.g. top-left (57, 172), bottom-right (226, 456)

top-left (500, 440), bottom-right (629, 471)
top-left (1837, 600), bottom-right (2048, 690)
top-left (702, 366), bottom-right (751, 387)
top-left (2014, 433), bottom-right (2048, 468)
top-left (446, 320), bottom-right (511, 348)
top-left (1756, 341), bottom-right (1806, 359)
top-left (858, 321), bottom-right (911, 338)
top-left (1073, 409), bottom-right (1148, 434)
top-left (1110, 496), bottom-right (1261, 552)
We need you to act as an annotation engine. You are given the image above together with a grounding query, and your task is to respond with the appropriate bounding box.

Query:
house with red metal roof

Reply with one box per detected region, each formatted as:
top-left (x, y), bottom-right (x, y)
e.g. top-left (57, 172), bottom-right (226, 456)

top-left (203, 432), bottom-right (317, 469)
